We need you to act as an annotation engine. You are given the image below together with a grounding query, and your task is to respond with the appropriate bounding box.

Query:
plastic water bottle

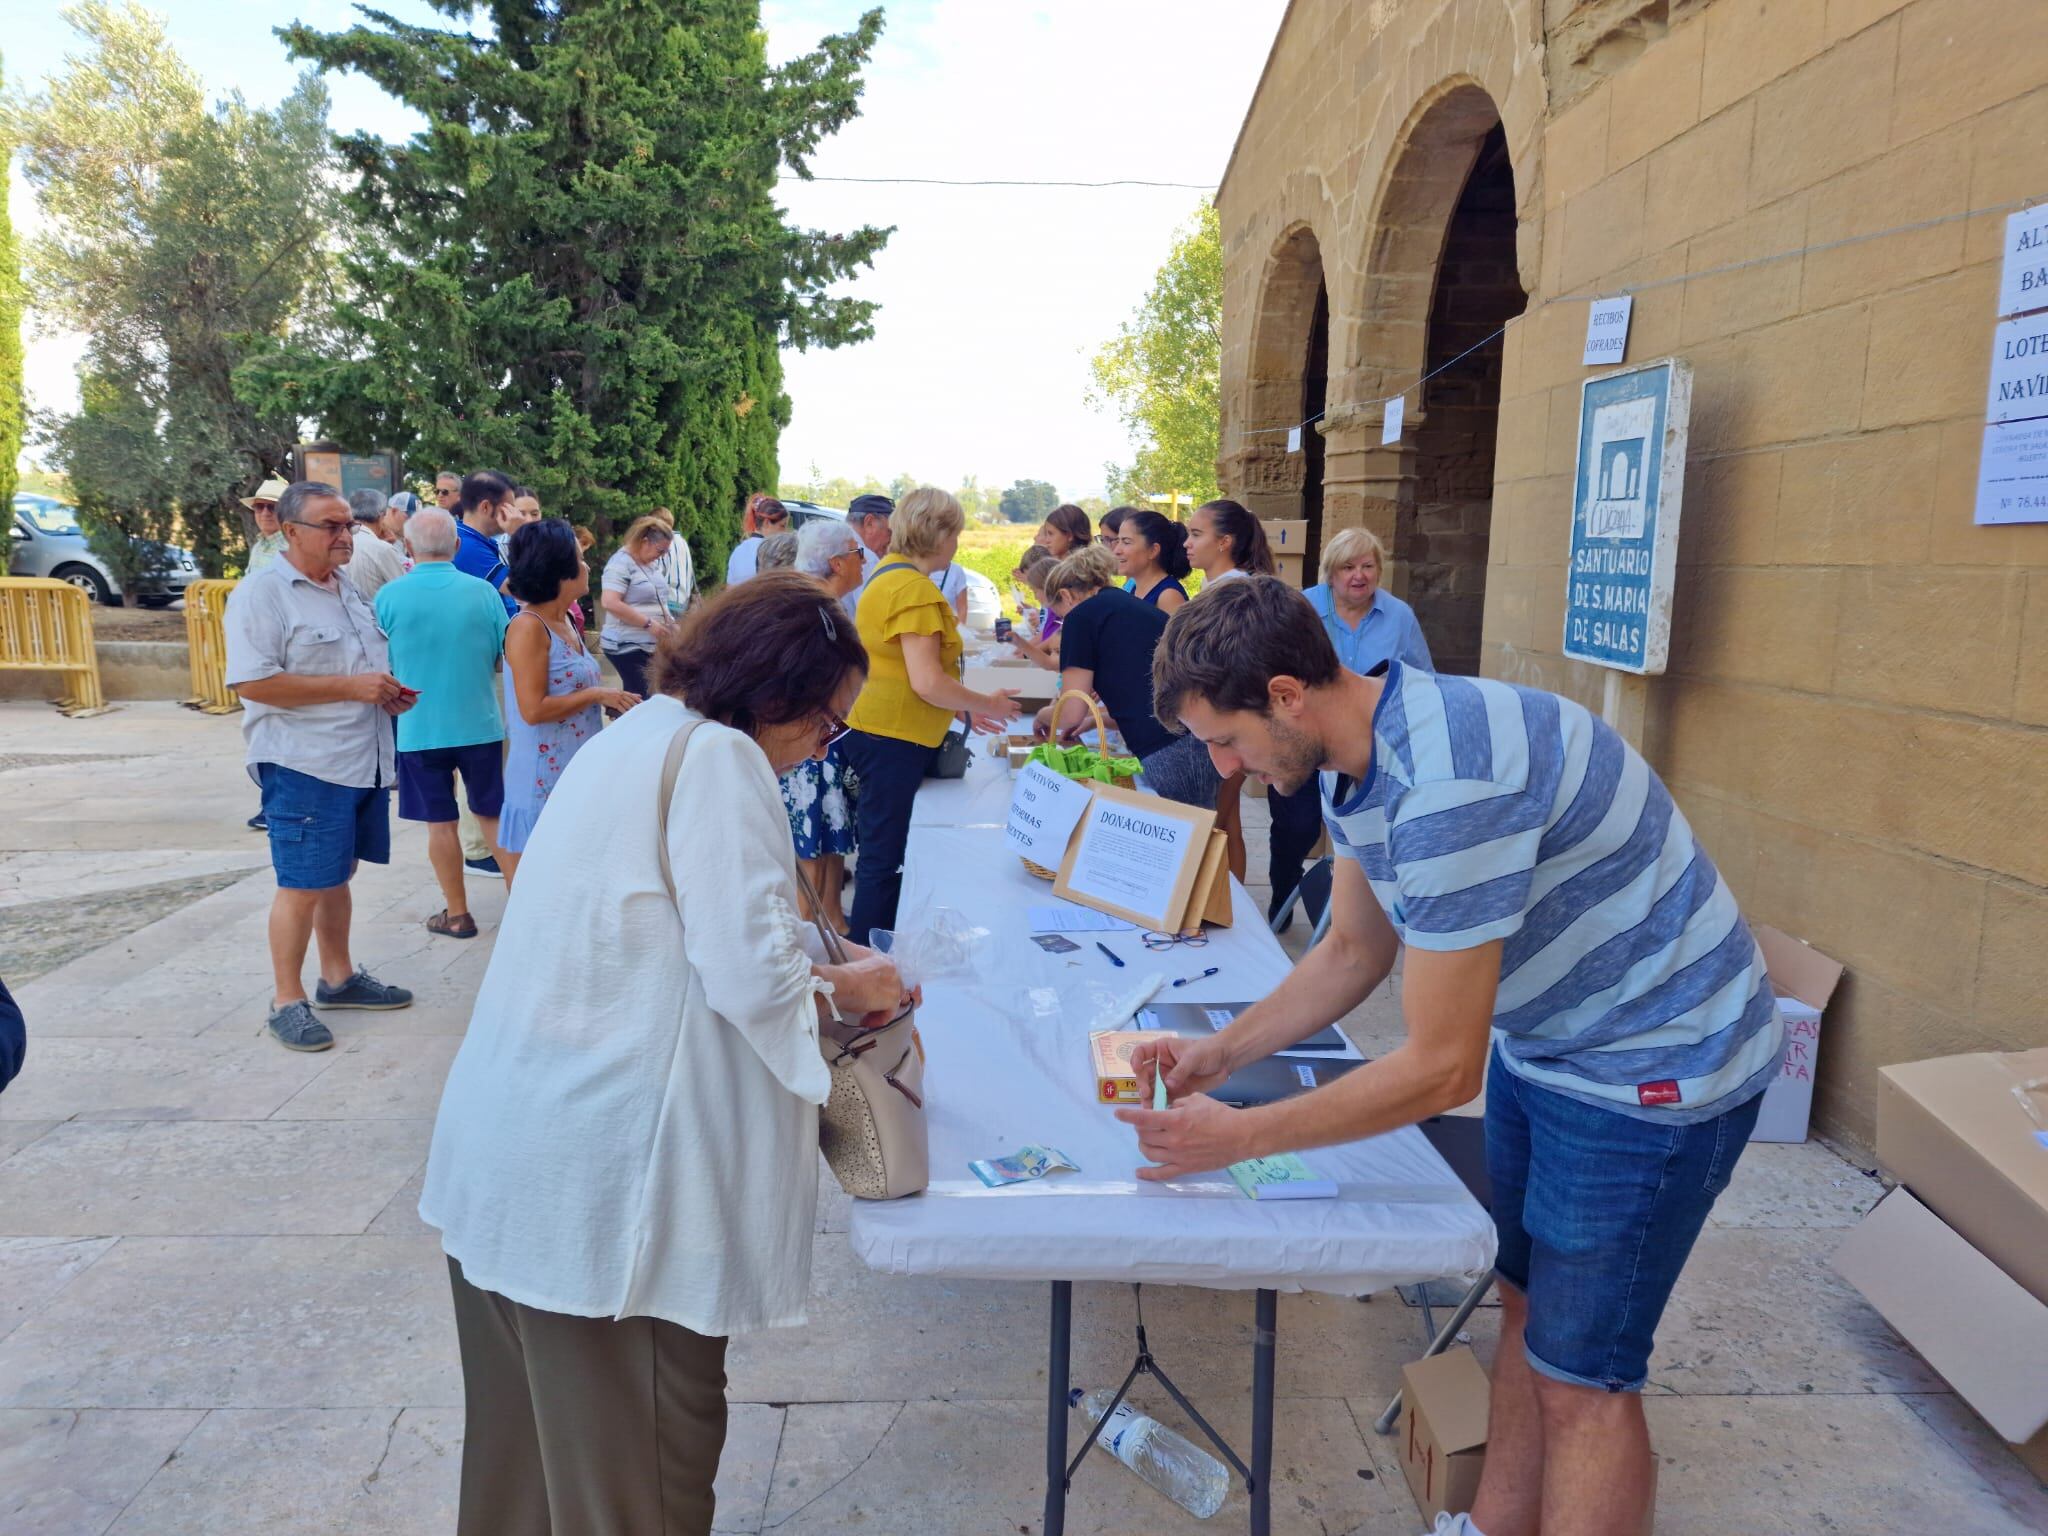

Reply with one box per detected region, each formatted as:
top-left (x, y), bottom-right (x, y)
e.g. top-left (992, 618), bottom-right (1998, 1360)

top-left (1070, 1387), bottom-right (1229, 1518)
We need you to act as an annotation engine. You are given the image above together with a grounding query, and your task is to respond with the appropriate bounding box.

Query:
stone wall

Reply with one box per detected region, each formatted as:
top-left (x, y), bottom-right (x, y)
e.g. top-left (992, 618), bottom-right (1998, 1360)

top-left (1217, 0), bottom-right (2048, 1152)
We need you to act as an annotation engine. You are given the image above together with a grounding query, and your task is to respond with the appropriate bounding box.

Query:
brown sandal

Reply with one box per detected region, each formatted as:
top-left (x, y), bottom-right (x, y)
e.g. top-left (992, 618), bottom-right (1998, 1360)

top-left (426, 909), bottom-right (478, 940)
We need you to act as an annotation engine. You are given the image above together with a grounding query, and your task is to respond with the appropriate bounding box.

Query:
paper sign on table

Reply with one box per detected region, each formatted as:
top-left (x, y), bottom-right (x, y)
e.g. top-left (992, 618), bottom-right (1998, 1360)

top-left (1053, 782), bottom-right (1225, 935)
top-left (1005, 761), bottom-right (1095, 865)
top-left (1027, 901), bottom-right (1137, 933)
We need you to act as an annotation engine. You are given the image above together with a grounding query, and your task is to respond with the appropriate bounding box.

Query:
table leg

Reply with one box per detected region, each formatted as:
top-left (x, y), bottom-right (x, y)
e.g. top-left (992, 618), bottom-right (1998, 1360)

top-left (1250, 1288), bottom-right (1277, 1536)
top-left (1044, 1280), bottom-right (1072, 1536)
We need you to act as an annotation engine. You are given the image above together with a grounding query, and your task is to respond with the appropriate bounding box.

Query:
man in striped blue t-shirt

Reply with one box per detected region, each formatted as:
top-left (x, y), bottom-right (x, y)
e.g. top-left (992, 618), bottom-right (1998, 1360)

top-left (1121, 577), bottom-right (1782, 1536)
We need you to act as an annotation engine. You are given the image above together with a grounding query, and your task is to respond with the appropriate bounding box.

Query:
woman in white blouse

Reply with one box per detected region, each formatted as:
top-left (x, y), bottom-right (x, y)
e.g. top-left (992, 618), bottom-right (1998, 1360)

top-left (420, 571), bottom-right (906, 1536)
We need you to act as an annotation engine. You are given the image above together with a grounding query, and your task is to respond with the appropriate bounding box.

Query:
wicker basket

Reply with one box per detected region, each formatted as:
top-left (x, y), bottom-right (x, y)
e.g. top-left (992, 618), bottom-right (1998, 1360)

top-left (1020, 691), bottom-right (1132, 880)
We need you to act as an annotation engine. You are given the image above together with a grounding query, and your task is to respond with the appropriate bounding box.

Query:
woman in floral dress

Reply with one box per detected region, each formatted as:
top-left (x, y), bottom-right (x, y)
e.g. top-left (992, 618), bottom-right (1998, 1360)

top-left (497, 520), bottom-right (641, 887)
top-left (782, 519), bottom-right (868, 933)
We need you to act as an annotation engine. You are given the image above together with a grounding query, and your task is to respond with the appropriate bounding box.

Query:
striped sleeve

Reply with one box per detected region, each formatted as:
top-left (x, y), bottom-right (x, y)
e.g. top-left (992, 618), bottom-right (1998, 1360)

top-left (1386, 778), bottom-right (1547, 951)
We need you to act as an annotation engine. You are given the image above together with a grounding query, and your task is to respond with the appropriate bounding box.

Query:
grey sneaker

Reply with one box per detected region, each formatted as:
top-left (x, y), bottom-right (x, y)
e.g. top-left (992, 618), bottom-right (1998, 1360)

top-left (267, 1000), bottom-right (334, 1052)
top-left (315, 968), bottom-right (414, 1011)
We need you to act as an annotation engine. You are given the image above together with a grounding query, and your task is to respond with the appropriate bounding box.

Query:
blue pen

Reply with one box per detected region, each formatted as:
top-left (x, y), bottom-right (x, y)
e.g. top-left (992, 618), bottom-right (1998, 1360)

top-left (1171, 967), bottom-right (1220, 988)
top-left (1095, 942), bottom-right (1125, 968)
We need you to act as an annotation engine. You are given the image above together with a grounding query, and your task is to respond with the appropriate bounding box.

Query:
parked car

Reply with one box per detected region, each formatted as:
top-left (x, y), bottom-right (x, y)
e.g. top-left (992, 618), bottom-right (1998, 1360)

top-left (779, 498), bottom-right (846, 530)
top-left (8, 494), bottom-right (198, 607)
top-left (961, 566), bottom-right (1001, 632)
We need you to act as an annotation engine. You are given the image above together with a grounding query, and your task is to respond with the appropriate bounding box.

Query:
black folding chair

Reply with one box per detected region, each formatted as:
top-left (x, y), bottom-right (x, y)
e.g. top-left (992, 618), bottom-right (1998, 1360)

top-left (1267, 854), bottom-right (1335, 947)
top-left (1373, 1111), bottom-right (1496, 1434)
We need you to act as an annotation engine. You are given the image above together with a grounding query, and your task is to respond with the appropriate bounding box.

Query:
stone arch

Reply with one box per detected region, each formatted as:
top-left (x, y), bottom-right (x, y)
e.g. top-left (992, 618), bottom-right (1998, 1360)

top-left (1236, 221), bottom-right (1332, 540)
top-left (1348, 75), bottom-right (1529, 675)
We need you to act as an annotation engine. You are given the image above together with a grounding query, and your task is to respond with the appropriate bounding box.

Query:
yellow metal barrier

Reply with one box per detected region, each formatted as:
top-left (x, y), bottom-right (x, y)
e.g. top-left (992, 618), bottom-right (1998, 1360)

top-left (182, 578), bottom-right (242, 714)
top-left (0, 576), bottom-right (112, 716)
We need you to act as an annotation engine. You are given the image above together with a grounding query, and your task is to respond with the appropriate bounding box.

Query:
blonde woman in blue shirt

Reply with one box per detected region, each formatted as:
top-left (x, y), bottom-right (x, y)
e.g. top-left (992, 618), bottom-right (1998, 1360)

top-left (1301, 526), bottom-right (1432, 673)
top-left (1268, 528), bottom-right (1434, 928)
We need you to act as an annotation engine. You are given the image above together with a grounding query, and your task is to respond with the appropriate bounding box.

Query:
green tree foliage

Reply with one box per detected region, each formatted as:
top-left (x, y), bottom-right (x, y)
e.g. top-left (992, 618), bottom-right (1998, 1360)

top-left (0, 82), bottom-right (19, 515)
top-left (246, 0), bottom-right (890, 579)
top-left (1088, 200), bottom-right (1221, 506)
top-left (998, 478), bottom-right (1060, 524)
top-left (7, 2), bottom-right (337, 582)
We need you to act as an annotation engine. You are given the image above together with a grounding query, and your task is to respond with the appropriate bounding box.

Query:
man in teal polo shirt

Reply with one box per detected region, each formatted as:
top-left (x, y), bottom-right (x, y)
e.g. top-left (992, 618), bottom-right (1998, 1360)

top-left (374, 508), bottom-right (511, 938)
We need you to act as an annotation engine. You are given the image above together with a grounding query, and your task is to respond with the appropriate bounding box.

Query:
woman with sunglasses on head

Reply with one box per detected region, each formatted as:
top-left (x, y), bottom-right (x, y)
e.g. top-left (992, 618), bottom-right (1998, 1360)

top-left (422, 571), bottom-right (907, 1536)
top-left (725, 493), bottom-right (790, 587)
top-left (1114, 508), bottom-right (1192, 615)
top-left (600, 515), bottom-right (684, 702)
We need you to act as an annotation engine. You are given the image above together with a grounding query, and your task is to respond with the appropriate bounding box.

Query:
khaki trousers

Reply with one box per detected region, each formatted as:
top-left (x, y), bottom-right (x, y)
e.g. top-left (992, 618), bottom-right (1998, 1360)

top-left (447, 1257), bottom-right (730, 1536)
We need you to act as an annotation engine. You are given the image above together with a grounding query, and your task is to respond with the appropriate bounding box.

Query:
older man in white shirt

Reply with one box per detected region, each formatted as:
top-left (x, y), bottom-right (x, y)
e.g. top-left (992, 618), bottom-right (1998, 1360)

top-left (346, 489), bottom-right (406, 600)
top-left (225, 481), bottom-right (417, 1052)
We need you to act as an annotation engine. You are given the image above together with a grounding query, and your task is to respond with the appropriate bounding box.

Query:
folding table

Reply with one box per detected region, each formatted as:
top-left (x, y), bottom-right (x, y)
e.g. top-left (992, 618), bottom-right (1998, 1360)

top-left (849, 822), bottom-right (1496, 1533)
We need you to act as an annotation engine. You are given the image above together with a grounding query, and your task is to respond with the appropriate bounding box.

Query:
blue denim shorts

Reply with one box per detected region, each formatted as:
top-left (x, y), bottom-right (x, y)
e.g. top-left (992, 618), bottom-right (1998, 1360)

top-left (1485, 1044), bottom-right (1761, 1392)
top-left (258, 763), bottom-right (391, 890)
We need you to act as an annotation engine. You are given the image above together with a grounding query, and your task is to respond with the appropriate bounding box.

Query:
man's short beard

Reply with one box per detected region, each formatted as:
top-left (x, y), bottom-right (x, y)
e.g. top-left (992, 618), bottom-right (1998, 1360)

top-left (1266, 713), bottom-right (1326, 795)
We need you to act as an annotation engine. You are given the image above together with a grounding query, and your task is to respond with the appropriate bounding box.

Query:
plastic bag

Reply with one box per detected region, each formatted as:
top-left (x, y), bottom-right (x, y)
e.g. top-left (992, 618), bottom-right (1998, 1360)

top-left (868, 905), bottom-right (991, 995)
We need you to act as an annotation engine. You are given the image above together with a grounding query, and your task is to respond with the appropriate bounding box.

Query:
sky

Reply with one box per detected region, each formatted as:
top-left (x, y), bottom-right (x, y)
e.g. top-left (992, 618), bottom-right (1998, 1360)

top-left (9, 0), bottom-right (1288, 501)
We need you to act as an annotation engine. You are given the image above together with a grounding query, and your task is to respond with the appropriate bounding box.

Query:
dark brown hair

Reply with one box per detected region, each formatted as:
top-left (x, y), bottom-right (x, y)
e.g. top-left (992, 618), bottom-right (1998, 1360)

top-left (1122, 509), bottom-right (1192, 580)
top-left (1151, 575), bottom-right (1339, 730)
top-left (1099, 504), bottom-right (1136, 537)
top-left (655, 571), bottom-right (868, 735)
top-left (1196, 498), bottom-right (1274, 575)
top-left (1041, 503), bottom-right (1092, 549)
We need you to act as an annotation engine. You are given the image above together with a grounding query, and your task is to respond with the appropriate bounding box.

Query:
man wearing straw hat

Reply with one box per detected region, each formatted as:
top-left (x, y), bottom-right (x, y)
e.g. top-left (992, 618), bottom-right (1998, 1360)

top-left (241, 477), bottom-right (290, 574)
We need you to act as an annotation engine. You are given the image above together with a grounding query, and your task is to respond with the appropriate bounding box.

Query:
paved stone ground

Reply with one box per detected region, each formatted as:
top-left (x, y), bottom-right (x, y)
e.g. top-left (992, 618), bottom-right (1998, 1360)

top-left (2, 701), bottom-right (2045, 1535)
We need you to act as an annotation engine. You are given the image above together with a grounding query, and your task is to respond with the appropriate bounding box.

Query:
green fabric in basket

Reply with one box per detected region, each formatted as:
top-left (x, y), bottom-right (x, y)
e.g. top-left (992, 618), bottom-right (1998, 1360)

top-left (1024, 742), bottom-right (1141, 784)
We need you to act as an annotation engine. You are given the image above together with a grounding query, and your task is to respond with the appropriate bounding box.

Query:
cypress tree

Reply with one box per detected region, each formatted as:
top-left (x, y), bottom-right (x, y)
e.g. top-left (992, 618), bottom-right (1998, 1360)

top-left (247, 1), bottom-right (889, 575)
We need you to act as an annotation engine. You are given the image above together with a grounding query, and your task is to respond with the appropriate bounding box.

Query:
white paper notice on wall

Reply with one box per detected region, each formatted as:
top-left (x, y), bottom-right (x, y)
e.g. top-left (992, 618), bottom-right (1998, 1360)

top-left (1285, 425), bottom-right (1302, 454)
top-left (1996, 204), bottom-right (2048, 319)
top-left (1381, 395), bottom-right (1404, 445)
top-left (1985, 312), bottom-right (2048, 425)
top-left (1583, 295), bottom-right (1634, 366)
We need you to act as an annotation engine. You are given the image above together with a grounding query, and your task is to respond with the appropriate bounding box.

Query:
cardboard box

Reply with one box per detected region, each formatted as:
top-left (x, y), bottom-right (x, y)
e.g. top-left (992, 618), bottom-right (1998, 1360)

top-left (1262, 518), bottom-right (1309, 553)
top-left (1089, 1030), bottom-right (1176, 1105)
top-left (1875, 1047), bottom-right (2048, 1307)
top-left (1397, 1348), bottom-right (1489, 1523)
top-left (1750, 924), bottom-right (1845, 1143)
top-left (1272, 552), bottom-right (1305, 589)
top-left (1834, 1187), bottom-right (2048, 1445)
top-left (963, 663), bottom-right (1058, 706)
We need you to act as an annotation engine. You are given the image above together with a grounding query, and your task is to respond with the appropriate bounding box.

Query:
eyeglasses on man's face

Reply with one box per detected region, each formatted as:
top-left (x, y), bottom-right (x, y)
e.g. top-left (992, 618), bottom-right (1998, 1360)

top-left (291, 517), bottom-right (355, 538)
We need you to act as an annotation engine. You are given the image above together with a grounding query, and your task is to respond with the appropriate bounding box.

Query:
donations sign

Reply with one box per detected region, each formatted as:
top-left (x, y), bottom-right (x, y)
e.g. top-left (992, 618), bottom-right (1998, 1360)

top-left (1563, 358), bottom-right (1692, 675)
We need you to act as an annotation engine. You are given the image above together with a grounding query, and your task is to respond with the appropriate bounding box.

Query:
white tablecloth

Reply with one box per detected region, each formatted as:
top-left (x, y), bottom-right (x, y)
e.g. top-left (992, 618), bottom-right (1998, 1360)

top-left (847, 823), bottom-right (1497, 1295)
top-left (910, 738), bottom-right (1019, 828)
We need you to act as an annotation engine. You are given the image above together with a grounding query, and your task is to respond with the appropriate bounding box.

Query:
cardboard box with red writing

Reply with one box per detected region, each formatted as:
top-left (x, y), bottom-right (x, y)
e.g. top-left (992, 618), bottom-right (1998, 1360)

top-left (1749, 924), bottom-right (1844, 1143)
top-left (1396, 1347), bottom-right (1489, 1523)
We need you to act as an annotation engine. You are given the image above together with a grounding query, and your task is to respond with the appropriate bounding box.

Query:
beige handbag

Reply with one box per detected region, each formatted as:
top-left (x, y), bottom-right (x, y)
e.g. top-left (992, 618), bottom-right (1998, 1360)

top-left (657, 718), bottom-right (928, 1202)
top-left (793, 863), bottom-right (929, 1201)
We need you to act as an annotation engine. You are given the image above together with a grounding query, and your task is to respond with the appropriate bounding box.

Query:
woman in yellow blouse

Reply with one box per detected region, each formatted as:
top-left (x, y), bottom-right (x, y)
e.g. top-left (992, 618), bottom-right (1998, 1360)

top-left (843, 487), bottom-right (1021, 937)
